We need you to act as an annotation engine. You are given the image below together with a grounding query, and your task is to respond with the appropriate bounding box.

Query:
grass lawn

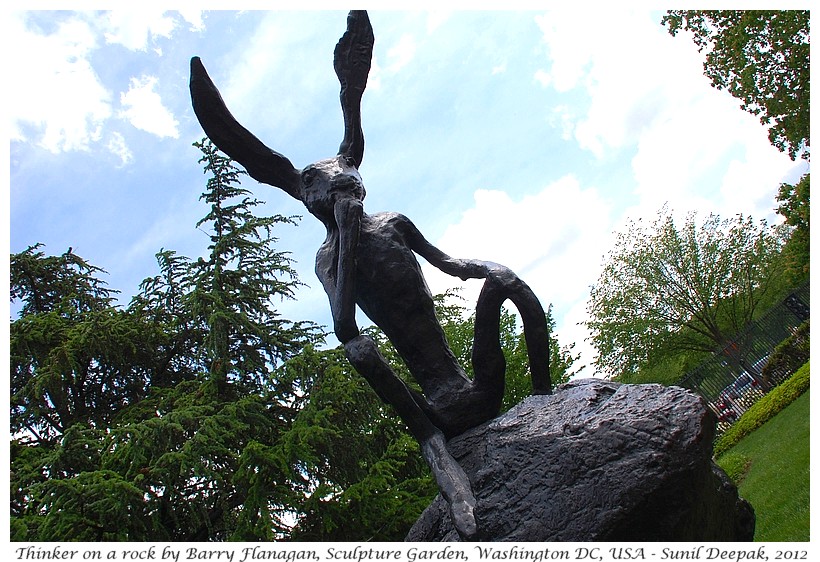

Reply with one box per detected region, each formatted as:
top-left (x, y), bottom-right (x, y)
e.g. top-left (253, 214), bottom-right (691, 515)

top-left (716, 389), bottom-right (810, 541)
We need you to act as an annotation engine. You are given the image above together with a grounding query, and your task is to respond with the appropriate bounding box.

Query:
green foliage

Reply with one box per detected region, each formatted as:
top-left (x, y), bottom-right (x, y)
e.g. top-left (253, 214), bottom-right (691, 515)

top-left (776, 173), bottom-right (810, 285)
top-left (275, 344), bottom-right (436, 541)
top-left (10, 244), bottom-right (116, 316)
top-left (713, 362), bottom-right (809, 458)
top-left (715, 390), bottom-right (810, 541)
top-left (127, 249), bottom-right (206, 388)
top-left (760, 319), bottom-right (809, 387)
top-left (10, 139), bottom-right (322, 541)
top-left (106, 380), bottom-right (306, 540)
top-left (499, 303), bottom-right (583, 408)
top-left (434, 290), bottom-right (582, 410)
top-left (586, 206), bottom-right (787, 380)
top-left (31, 470), bottom-right (152, 541)
top-left (190, 139), bottom-right (318, 393)
top-left (10, 245), bottom-right (162, 445)
top-left (663, 10), bottom-right (809, 160)
top-left (614, 348), bottom-right (708, 386)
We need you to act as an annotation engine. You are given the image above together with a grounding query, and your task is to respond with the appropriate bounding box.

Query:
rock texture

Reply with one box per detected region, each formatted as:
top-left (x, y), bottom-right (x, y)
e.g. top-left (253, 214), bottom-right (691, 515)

top-left (406, 379), bottom-right (755, 542)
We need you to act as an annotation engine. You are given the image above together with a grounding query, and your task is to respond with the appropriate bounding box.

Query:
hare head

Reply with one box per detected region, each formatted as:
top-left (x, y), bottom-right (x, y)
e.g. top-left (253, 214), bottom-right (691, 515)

top-left (189, 11), bottom-right (373, 225)
top-left (299, 155), bottom-right (366, 221)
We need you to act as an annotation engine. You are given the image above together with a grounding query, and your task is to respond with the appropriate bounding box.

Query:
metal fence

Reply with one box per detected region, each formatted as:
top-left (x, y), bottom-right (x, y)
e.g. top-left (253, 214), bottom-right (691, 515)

top-left (676, 281), bottom-right (810, 433)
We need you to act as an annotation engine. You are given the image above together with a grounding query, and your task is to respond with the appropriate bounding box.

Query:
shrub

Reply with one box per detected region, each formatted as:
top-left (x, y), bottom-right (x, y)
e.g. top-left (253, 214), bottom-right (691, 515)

top-left (714, 362), bottom-right (809, 458)
top-left (760, 320), bottom-right (809, 388)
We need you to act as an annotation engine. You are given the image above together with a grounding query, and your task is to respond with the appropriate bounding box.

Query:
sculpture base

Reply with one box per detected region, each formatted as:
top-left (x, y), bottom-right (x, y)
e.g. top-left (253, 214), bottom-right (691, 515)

top-left (406, 379), bottom-right (755, 542)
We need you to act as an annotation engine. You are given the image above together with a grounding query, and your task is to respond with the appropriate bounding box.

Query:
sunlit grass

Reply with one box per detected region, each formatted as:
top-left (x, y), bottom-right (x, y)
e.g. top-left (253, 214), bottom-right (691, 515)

top-left (716, 390), bottom-right (810, 541)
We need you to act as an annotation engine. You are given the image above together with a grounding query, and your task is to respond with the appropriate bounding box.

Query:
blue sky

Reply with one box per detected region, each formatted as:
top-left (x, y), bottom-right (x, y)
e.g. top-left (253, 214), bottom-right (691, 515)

top-left (8, 7), bottom-right (809, 372)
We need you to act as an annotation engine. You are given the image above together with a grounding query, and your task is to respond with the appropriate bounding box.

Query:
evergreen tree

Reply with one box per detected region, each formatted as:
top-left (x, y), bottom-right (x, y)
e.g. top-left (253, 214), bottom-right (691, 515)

top-left (10, 245), bottom-right (154, 443)
top-left (10, 140), bottom-right (323, 540)
top-left (278, 343), bottom-right (436, 541)
top-left (10, 245), bottom-right (161, 539)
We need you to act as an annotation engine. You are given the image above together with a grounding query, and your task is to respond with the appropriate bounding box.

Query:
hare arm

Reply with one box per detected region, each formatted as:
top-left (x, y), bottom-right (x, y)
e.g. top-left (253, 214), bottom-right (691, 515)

top-left (396, 215), bottom-right (494, 280)
top-left (331, 199), bottom-right (363, 343)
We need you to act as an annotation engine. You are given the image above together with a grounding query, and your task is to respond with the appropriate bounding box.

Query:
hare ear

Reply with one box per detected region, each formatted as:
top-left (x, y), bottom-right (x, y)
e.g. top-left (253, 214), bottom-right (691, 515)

top-left (334, 10), bottom-right (373, 168)
top-left (190, 57), bottom-right (302, 200)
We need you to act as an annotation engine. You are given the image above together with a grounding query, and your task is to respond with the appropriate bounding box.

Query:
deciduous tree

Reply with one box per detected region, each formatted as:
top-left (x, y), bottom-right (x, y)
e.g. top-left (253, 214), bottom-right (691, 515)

top-left (776, 173), bottom-right (810, 285)
top-left (586, 207), bottom-right (787, 380)
top-left (662, 10), bottom-right (809, 160)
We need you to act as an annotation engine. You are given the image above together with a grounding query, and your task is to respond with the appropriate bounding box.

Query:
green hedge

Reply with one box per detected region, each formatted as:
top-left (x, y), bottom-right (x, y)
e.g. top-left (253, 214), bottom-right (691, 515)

top-left (760, 320), bottom-right (809, 387)
top-left (714, 362), bottom-right (810, 459)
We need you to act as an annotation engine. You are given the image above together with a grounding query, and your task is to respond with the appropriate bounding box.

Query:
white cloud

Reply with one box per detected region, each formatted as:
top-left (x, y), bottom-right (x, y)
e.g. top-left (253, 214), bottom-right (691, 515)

top-left (533, 69), bottom-right (551, 88)
top-left (422, 175), bottom-right (613, 370)
top-left (365, 25), bottom-right (418, 97)
top-left (107, 132), bottom-right (133, 166)
top-left (119, 75), bottom-right (180, 138)
top-left (571, 13), bottom-right (686, 157)
top-left (426, 12), bottom-right (451, 34)
top-left (533, 12), bottom-right (596, 93)
top-left (9, 10), bottom-right (199, 155)
top-left (386, 34), bottom-right (418, 74)
top-left (560, 296), bottom-right (599, 377)
top-left (367, 58), bottom-right (384, 91)
top-left (624, 57), bottom-right (796, 223)
top-left (9, 14), bottom-right (113, 153)
top-left (535, 11), bottom-right (720, 159)
top-left (102, 10), bottom-right (177, 51)
top-left (716, 151), bottom-right (808, 224)
top-left (178, 10), bottom-right (205, 33)
top-left (535, 10), bottom-right (796, 221)
top-left (547, 105), bottom-right (575, 141)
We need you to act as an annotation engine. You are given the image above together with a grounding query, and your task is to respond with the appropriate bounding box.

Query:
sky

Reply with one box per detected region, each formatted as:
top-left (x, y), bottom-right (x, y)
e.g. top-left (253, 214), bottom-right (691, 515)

top-left (7, 5), bottom-right (810, 375)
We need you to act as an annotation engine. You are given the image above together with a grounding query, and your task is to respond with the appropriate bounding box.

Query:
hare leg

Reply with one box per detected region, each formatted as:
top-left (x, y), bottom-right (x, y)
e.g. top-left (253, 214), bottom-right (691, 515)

top-left (344, 334), bottom-right (478, 540)
top-left (473, 267), bottom-right (552, 396)
top-left (508, 281), bottom-right (552, 395)
top-left (471, 279), bottom-right (507, 404)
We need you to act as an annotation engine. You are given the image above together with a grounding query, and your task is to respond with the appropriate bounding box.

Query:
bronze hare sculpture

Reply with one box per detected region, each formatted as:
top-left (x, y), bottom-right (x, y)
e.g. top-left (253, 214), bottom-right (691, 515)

top-left (190, 11), bottom-right (552, 540)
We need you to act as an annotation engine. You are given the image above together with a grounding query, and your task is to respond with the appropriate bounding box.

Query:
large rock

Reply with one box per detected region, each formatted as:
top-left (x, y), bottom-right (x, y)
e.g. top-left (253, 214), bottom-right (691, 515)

top-left (406, 379), bottom-right (755, 542)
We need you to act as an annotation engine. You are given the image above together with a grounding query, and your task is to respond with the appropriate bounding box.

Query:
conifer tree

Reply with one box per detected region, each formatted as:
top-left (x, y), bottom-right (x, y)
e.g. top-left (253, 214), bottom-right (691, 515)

top-left (10, 140), bottom-right (323, 540)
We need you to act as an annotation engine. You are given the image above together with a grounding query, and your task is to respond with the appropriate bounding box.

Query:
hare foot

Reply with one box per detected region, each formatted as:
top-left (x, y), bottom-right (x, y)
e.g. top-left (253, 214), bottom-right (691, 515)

top-left (421, 433), bottom-right (478, 541)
